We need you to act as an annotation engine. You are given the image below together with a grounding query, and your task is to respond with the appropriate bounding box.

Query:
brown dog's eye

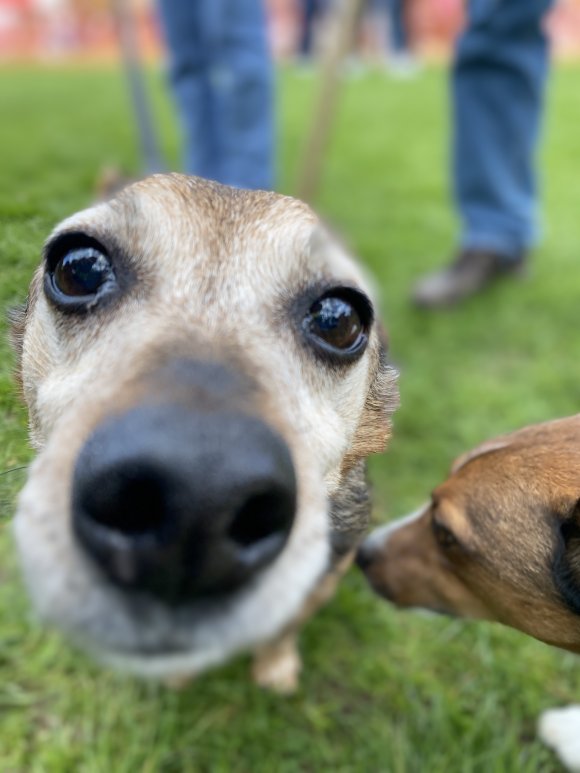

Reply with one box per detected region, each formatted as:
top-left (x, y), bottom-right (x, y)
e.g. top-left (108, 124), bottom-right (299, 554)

top-left (54, 248), bottom-right (114, 297)
top-left (303, 289), bottom-right (371, 360)
top-left (432, 518), bottom-right (458, 549)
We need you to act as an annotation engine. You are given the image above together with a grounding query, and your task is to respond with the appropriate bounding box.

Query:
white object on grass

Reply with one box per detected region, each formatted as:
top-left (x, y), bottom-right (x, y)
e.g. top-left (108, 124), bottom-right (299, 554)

top-left (538, 705), bottom-right (580, 772)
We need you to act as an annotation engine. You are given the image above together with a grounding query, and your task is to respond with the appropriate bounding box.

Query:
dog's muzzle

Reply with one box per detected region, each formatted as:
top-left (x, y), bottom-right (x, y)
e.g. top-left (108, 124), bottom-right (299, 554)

top-left (72, 396), bottom-right (297, 606)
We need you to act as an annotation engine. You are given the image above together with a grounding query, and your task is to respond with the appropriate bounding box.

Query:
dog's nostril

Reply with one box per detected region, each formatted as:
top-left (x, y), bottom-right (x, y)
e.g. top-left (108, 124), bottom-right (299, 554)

top-left (80, 467), bottom-right (170, 538)
top-left (228, 489), bottom-right (294, 549)
top-left (355, 544), bottom-right (374, 571)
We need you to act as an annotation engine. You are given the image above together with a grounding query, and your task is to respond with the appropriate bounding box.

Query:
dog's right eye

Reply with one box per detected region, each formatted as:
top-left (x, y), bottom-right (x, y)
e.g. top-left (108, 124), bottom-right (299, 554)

top-left (45, 235), bottom-right (117, 309)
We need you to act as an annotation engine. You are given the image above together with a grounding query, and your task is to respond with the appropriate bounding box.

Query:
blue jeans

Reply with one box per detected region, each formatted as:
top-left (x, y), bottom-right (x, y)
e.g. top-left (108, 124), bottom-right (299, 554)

top-left (369, 0), bottom-right (409, 55)
top-left (453, 0), bottom-right (555, 258)
top-left (384, 0), bottom-right (409, 54)
top-left (299, 0), bottom-right (326, 57)
top-left (157, 0), bottom-right (274, 190)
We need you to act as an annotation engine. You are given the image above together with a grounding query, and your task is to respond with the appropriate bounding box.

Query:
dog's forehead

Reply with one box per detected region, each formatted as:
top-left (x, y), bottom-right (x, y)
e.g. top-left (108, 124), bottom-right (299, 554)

top-left (53, 176), bottom-right (369, 298)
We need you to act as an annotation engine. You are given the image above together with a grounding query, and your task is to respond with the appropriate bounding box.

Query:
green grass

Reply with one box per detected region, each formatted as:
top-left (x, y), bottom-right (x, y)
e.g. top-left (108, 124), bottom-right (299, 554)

top-left (1, 62), bottom-right (580, 771)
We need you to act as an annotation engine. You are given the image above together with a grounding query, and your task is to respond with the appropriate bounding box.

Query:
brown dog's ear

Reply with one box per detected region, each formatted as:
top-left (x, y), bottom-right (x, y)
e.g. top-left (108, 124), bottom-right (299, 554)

top-left (553, 501), bottom-right (580, 616)
top-left (450, 438), bottom-right (511, 474)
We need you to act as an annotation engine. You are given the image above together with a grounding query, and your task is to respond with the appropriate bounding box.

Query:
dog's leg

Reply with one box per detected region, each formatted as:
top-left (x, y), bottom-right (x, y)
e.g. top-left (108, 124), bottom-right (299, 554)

top-left (163, 673), bottom-right (196, 691)
top-left (252, 632), bottom-right (302, 694)
top-left (252, 550), bottom-right (355, 693)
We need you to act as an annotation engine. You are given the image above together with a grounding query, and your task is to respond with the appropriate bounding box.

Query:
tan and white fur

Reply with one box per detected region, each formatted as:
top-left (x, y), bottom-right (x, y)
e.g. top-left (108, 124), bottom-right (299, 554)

top-left (11, 174), bottom-right (398, 691)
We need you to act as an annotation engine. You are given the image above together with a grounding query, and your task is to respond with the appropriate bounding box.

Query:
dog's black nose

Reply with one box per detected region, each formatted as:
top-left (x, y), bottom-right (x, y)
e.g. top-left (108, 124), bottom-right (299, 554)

top-left (355, 541), bottom-right (375, 571)
top-left (72, 405), bottom-right (296, 604)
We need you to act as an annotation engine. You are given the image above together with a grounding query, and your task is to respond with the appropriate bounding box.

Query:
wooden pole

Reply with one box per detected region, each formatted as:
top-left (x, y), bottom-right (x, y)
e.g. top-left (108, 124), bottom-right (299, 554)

top-left (111, 0), bottom-right (165, 175)
top-left (295, 0), bottom-right (366, 203)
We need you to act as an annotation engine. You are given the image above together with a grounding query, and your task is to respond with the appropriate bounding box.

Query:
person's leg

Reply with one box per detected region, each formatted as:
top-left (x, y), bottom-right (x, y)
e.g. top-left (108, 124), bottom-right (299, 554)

top-left (454, 0), bottom-right (554, 259)
top-left (157, 1), bottom-right (219, 180)
top-left (412, 0), bottom-right (555, 307)
top-left (384, 0), bottom-right (409, 55)
top-left (299, 0), bottom-right (319, 58)
top-left (212, 0), bottom-right (275, 190)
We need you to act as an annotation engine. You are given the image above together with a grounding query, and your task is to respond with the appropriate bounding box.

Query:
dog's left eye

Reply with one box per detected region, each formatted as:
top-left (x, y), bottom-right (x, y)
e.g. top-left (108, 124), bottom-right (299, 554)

top-left (54, 248), bottom-right (114, 297)
top-left (303, 289), bottom-right (371, 359)
top-left (45, 235), bottom-right (117, 308)
top-left (432, 517), bottom-right (458, 550)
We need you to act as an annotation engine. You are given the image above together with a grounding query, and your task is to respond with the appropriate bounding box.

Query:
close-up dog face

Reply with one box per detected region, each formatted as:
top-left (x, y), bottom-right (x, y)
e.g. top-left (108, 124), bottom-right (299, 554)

top-left (11, 174), bottom-right (397, 680)
top-left (358, 416), bottom-right (580, 653)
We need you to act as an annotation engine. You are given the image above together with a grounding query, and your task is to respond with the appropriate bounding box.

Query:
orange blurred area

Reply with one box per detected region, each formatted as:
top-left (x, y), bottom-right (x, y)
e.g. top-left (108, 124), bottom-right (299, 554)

top-left (1, 0), bottom-right (580, 64)
top-left (0, 0), bottom-right (159, 62)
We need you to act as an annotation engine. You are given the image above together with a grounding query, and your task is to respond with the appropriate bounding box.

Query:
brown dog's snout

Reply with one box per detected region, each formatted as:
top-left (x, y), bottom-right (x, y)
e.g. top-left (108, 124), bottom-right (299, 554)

top-left (354, 542), bottom-right (374, 572)
top-left (72, 402), bottom-right (297, 605)
top-left (355, 539), bottom-right (396, 601)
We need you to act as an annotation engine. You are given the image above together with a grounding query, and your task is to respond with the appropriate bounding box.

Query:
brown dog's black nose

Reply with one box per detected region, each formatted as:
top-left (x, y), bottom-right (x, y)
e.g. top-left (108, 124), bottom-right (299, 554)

top-left (355, 543), bottom-right (374, 571)
top-left (72, 404), bottom-right (296, 604)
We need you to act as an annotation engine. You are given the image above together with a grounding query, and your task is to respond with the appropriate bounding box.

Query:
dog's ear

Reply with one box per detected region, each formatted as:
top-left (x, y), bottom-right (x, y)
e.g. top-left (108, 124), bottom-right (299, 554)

top-left (553, 501), bottom-right (580, 616)
top-left (8, 269), bottom-right (42, 397)
top-left (361, 322), bottom-right (399, 453)
top-left (8, 302), bottom-right (27, 394)
top-left (342, 324), bottom-right (399, 470)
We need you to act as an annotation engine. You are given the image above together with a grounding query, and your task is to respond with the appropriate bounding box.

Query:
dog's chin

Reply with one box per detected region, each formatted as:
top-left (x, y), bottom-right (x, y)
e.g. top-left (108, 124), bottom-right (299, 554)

top-left (19, 539), bottom-right (330, 681)
top-left (62, 582), bottom-right (309, 681)
top-left (15, 480), bottom-right (331, 680)
top-left (21, 555), bottom-right (330, 681)
top-left (59, 604), bottom-right (257, 682)
top-left (95, 643), bottom-right (243, 682)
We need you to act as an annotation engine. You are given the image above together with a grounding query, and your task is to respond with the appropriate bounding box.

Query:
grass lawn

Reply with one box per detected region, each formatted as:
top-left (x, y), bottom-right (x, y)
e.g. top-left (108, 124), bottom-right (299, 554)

top-left (1, 61), bottom-right (579, 771)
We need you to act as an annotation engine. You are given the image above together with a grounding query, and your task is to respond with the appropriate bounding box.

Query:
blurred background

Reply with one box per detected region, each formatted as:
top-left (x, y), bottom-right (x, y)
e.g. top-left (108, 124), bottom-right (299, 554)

top-left (1, 1), bottom-right (580, 771)
top-left (1, 0), bottom-right (580, 62)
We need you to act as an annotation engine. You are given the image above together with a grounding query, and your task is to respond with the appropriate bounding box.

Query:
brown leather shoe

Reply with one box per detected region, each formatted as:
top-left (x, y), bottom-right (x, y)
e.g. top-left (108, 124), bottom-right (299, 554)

top-left (411, 248), bottom-right (527, 309)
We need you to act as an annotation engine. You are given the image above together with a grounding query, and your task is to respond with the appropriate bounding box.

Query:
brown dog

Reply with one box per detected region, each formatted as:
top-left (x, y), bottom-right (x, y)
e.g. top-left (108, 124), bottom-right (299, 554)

top-left (357, 415), bottom-right (580, 770)
top-left (357, 415), bottom-right (580, 653)
top-left (11, 174), bottom-right (398, 691)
